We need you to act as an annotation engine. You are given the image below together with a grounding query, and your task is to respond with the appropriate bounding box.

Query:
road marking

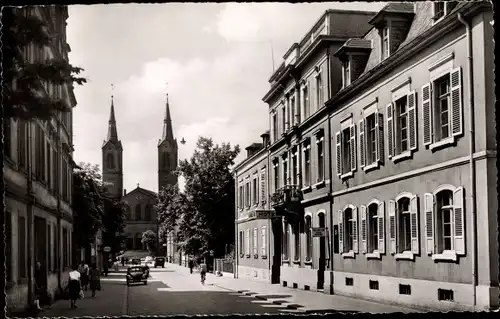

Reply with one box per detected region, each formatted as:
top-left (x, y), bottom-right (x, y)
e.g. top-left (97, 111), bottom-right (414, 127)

top-left (260, 304), bottom-right (287, 308)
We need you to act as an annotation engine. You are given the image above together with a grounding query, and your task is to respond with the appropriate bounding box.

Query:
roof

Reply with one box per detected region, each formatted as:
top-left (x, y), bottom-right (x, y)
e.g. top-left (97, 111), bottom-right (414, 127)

top-left (260, 130), bottom-right (270, 137)
top-left (369, 3), bottom-right (415, 25)
top-left (123, 186), bottom-right (157, 200)
top-left (245, 143), bottom-right (263, 150)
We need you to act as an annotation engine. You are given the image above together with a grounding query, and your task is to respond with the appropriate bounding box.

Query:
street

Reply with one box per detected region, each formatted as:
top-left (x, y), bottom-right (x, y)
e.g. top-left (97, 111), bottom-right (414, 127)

top-left (39, 265), bottom-right (300, 317)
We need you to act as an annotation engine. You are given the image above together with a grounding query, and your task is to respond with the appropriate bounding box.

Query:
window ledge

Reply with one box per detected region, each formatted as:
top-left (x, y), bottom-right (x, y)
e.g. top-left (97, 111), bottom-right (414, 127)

top-left (365, 251), bottom-right (381, 259)
top-left (301, 186), bottom-right (312, 193)
top-left (246, 254), bottom-right (251, 258)
top-left (292, 259), bottom-right (301, 264)
top-left (342, 251), bottom-right (355, 259)
top-left (391, 151), bottom-right (412, 162)
top-left (239, 254), bottom-right (245, 258)
top-left (429, 137), bottom-right (455, 151)
top-left (282, 259), bottom-right (290, 264)
top-left (313, 180), bottom-right (326, 189)
top-left (362, 162), bottom-right (379, 172)
top-left (340, 171), bottom-right (353, 180)
top-left (261, 255), bottom-right (267, 259)
top-left (395, 251), bottom-right (415, 261)
top-left (304, 259), bottom-right (313, 265)
top-left (253, 254), bottom-right (259, 259)
top-left (432, 251), bottom-right (458, 262)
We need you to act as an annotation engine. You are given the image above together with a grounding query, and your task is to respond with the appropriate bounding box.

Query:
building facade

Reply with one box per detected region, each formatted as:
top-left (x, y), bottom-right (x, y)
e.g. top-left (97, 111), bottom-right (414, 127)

top-left (235, 1), bottom-right (497, 312)
top-left (4, 6), bottom-right (77, 313)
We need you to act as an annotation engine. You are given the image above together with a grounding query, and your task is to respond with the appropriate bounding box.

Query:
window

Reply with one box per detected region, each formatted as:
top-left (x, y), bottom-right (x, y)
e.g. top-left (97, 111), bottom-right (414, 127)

top-left (303, 85), bottom-right (310, 119)
top-left (3, 118), bottom-right (11, 159)
top-left (388, 195), bottom-right (419, 258)
top-left (239, 230), bottom-right (244, 257)
top-left (107, 153), bottom-right (114, 169)
top-left (260, 168), bottom-right (266, 203)
top-left (282, 222), bottom-right (289, 260)
top-left (252, 176), bottom-right (258, 205)
top-left (342, 59), bottom-right (351, 88)
top-left (19, 216), bottom-right (27, 278)
top-left (316, 73), bottom-right (323, 108)
top-left (399, 284), bottom-right (412, 295)
top-left (62, 227), bottom-right (68, 269)
top-left (273, 160), bottom-right (279, 192)
top-left (238, 185), bottom-right (244, 209)
top-left (381, 26), bottom-right (390, 60)
top-left (18, 119), bottom-right (27, 169)
top-left (293, 223), bottom-right (300, 261)
top-left (245, 180), bottom-right (250, 207)
top-left (423, 68), bottom-right (462, 148)
top-left (6, 211), bottom-right (12, 284)
top-left (438, 288), bottom-right (454, 301)
top-left (245, 229), bottom-right (250, 256)
top-left (127, 205), bottom-right (132, 220)
top-left (145, 204), bottom-right (151, 221)
top-left (135, 204), bottom-right (141, 220)
top-left (387, 91), bottom-right (417, 159)
top-left (369, 280), bottom-right (379, 290)
top-left (361, 202), bottom-right (385, 255)
top-left (339, 207), bottom-right (358, 255)
top-left (252, 228), bottom-right (258, 256)
top-left (366, 115), bottom-right (377, 164)
top-left (305, 216), bottom-right (313, 261)
top-left (282, 154), bottom-right (288, 186)
top-left (47, 142), bottom-right (52, 189)
top-left (290, 96), bottom-right (296, 126)
top-left (433, 2), bottom-right (457, 21)
top-left (261, 226), bottom-right (267, 256)
top-left (272, 113), bottom-right (278, 142)
top-left (316, 134), bottom-right (324, 182)
top-left (425, 187), bottom-right (465, 259)
top-left (162, 152), bottom-right (170, 169)
top-left (336, 124), bottom-right (356, 177)
top-left (282, 104), bottom-right (286, 133)
top-left (303, 142), bottom-right (311, 186)
top-left (292, 149), bottom-right (298, 186)
top-left (47, 224), bottom-right (52, 271)
top-left (286, 95), bottom-right (291, 130)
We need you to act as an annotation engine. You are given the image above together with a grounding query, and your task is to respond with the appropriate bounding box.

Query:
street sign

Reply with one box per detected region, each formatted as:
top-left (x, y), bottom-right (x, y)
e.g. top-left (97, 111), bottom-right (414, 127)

top-left (209, 250), bottom-right (214, 256)
top-left (312, 227), bottom-right (326, 237)
top-left (103, 246), bottom-right (111, 252)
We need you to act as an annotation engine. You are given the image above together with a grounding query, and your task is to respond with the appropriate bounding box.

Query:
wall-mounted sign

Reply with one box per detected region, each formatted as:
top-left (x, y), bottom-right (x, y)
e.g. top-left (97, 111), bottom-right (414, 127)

top-left (103, 246), bottom-right (112, 252)
top-left (312, 227), bottom-right (326, 237)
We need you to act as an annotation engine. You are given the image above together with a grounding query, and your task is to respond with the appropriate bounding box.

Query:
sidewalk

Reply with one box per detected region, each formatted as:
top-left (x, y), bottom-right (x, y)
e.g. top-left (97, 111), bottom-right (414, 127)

top-left (166, 262), bottom-right (419, 314)
top-left (37, 280), bottom-right (127, 318)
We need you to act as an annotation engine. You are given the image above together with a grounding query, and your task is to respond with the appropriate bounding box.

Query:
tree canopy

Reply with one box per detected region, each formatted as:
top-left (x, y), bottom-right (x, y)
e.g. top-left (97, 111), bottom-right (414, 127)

top-left (2, 6), bottom-right (86, 120)
top-left (156, 136), bottom-right (240, 258)
top-left (141, 230), bottom-right (158, 253)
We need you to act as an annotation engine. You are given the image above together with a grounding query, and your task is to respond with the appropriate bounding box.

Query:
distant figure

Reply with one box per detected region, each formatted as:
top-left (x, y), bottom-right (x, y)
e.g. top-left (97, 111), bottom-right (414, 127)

top-left (34, 261), bottom-right (43, 311)
top-left (68, 264), bottom-right (81, 308)
top-left (78, 261), bottom-right (89, 291)
top-left (188, 259), bottom-right (194, 274)
top-left (103, 260), bottom-right (109, 277)
top-left (89, 263), bottom-right (100, 297)
top-left (121, 258), bottom-right (125, 267)
top-left (199, 261), bottom-right (207, 284)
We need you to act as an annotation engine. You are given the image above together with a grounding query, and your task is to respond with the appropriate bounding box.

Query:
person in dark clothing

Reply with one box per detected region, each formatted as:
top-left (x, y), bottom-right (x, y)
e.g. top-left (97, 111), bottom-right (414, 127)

top-left (89, 263), bottom-right (100, 297)
top-left (188, 259), bottom-right (194, 274)
top-left (103, 260), bottom-right (109, 277)
top-left (34, 261), bottom-right (44, 311)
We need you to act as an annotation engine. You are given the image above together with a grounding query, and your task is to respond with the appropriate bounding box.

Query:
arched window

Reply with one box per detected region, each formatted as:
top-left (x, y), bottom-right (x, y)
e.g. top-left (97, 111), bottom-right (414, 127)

top-left (107, 153), bottom-right (114, 169)
top-left (305, 216), bottom-right (313, 261)
top-left (338, 206), bottom-right (358, 255)
top-left (361, 201), bottom-right (385, 256)
top-left (398, 197), bottom-right (412, 252)
top-left (436, 190), bottom-right (453, 252)
top-left (389, 193), bottom-right (419, 257)
top-left (135, 204), bottom-right (141, 221)
top-left (162, 152), bottom-right (170, 169)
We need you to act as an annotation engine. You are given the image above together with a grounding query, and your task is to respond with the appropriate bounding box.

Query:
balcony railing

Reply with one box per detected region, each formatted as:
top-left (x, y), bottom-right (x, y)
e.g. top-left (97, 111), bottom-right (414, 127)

top-left (270, 185), bottom-right (303, 209)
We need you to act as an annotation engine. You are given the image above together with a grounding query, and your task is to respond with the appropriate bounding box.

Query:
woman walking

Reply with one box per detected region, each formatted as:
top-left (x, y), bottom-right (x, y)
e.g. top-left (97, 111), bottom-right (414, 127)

top-left (68, 264), bottom-right (81, 308)
top-left (89, 263), bottom-right (100, 297)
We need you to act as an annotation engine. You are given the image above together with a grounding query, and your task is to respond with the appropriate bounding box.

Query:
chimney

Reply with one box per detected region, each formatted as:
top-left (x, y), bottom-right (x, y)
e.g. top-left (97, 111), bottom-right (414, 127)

top-left (124, 189), bottom-right (127, 196)
top-left (260, 131), bottom-right (270, 147)
top-left (245, 143), bottom-right (264, 158)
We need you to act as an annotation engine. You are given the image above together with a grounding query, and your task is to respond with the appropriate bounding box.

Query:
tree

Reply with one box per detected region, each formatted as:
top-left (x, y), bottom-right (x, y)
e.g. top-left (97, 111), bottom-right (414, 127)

top-left (2, 6), bottom-right (86, 120)
top-left (72, 163), bottom-right (105, 249)
top-left (141, 230), bottom-right (157, 253)
top-left (176, 136), bottom-right (240, 258)
top-left (156, 184), bottom-right (185, 244)
top-left (101, 195), bottom-right (128, 254)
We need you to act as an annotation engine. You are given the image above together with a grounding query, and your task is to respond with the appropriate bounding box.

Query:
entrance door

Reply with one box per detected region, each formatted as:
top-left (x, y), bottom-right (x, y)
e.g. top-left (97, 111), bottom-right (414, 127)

top-left (271, 219), bottom-right (282, 284)
top-left (34, 216), bottom-right (48, 288)
top-left (317, 214), bottom-right (326, 290)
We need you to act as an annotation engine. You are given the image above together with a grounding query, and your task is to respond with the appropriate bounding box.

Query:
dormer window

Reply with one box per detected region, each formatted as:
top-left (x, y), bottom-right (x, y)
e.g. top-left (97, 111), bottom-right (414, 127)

top-left (381, 26), bottom-right (390, 60)
top-left (342, 59), bottom-right (351, 88)
top-left (433, 1), bottom-right (458, 23)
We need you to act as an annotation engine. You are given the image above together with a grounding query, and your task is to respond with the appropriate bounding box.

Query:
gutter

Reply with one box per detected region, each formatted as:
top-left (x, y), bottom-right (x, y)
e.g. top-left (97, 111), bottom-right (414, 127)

top-left (27, 121), bottom-right (34, 307)
top-left (457, 12), bottom-right (478, 310)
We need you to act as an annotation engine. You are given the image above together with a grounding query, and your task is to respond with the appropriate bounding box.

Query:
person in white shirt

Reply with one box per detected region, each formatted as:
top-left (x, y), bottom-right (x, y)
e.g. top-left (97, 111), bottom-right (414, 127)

top-left (68, 264), bottom-right (81, 308)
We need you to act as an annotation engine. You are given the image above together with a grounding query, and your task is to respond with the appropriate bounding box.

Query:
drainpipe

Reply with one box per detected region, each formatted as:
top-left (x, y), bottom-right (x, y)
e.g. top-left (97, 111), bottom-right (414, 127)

top-left (56, 113), bottom-right (62, 293)
top-left (27, 121), bottom-right (34, 307)
top-left (457, 12), bottom-right (477, 310)
top-left (326, 47), bottom-right (334, 295)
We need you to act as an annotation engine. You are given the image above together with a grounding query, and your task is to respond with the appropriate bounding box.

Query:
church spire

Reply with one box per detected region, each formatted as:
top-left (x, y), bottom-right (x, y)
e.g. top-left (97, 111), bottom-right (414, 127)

top-left (162, 93), bottom-right (174, 141)
top-left (107, 87), bottom-right (119, 142)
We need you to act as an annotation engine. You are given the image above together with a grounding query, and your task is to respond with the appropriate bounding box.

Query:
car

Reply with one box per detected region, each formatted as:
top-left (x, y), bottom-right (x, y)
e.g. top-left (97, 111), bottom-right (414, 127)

top-left (126, 266), bottom-right (148, 286)
top-left (131, 258), bottom-right (141, 265)
top-left (154, 257), bottom-right (165, 268)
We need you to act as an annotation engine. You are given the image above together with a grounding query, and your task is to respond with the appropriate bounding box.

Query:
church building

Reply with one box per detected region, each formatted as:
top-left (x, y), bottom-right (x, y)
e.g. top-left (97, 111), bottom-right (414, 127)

top-left (101, 94), bottom-right (178, 254)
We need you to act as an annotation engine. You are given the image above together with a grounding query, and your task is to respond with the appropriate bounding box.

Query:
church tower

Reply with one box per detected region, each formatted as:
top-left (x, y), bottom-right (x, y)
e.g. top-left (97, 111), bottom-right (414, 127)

top-left (158, 94), bottom-right (178, 192)
top-left (102, 95), bottom-right (123, 199)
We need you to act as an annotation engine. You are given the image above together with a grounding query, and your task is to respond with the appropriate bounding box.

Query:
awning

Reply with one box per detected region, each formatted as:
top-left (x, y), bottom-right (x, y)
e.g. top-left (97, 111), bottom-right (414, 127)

top-left (116, 250), bottom-right (151, 258)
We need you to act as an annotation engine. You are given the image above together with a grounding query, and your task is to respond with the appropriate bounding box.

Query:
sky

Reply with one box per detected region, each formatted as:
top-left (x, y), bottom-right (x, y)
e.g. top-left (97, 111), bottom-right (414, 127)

top-left (67, 2), bottom-right (386, 193)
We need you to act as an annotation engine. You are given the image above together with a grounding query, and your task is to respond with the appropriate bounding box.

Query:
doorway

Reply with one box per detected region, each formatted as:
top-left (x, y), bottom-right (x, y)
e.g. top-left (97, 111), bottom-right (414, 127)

top-left (317, 213), bottom-right (326, 290)
top-left (34, 216), bottom-right (48, 288)
top-left (271, 218), bottom-right (282, 284)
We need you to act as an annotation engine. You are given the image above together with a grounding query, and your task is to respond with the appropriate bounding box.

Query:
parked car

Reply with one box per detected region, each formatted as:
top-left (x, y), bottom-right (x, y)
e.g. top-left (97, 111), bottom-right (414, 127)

top-left (154, 257), bottom-right (165, 268)
top-left (131, 258), bottom-right (141, 265)
top-left (126, 266), bottom-right (148, 286)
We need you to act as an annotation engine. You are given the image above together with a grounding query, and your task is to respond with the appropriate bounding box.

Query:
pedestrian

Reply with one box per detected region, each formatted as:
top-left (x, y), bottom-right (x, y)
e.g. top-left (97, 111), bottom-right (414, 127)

top-left (121, 258), bottom-right (125, 267)
top-left (103, 259), bottom-right (109, 277)
top-left (34, 261), bottom-right (43, 311)
top-left (199, 260), bottom-right (207, 284)
top-left (78, 261), bottom-right (89, 291)
top-left (188, 259), bottom-right (194, 274)
top-left (89, 263), bottom-right (100, 297)
top-left (68, 264), bottom-right (81, 308)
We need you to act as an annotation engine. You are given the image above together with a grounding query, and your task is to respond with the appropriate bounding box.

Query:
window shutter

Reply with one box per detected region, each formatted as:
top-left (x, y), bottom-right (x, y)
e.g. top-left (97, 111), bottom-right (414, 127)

top-left (338, 210), bottom-right (343, 254)
top-left (376, 112), bottom-right (384, 163)
top-left (378, 201), bottom-right (385, 254)
top-left (352, 206), bottom-right (358, 253)
top-left (422, 83), bottom-right (433, 146)
top-left (261, 226), bottom-right (266, 256)
top-left (335, 131), bottom-right (342, 176)
top-left (359, 119), bottom-right (365, 168)
top-left (424, 193), bottom-right (435, 255)
top-left (386, 103), bottom-right (394, 158)
top-left (360, 205), bottom-right (367, 253)
top-left (253, 228), bottom-right (258, 255)
top-left (388, 200), bottom-right (397, 254)
top-left (260, 169), bottom-right (266, 203)
top-left (453, 187), bottom-right (465, 255)
top-left (410, 195), bottom-right (420, 254)
top-left (407, 91), bottom-right (418, 151)
top-left (245, 229), bottom-right (250, 255)
top-left (350, 124), bottom-right (356, 172)
top-left (450, 67), bottom-right (463, 137)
